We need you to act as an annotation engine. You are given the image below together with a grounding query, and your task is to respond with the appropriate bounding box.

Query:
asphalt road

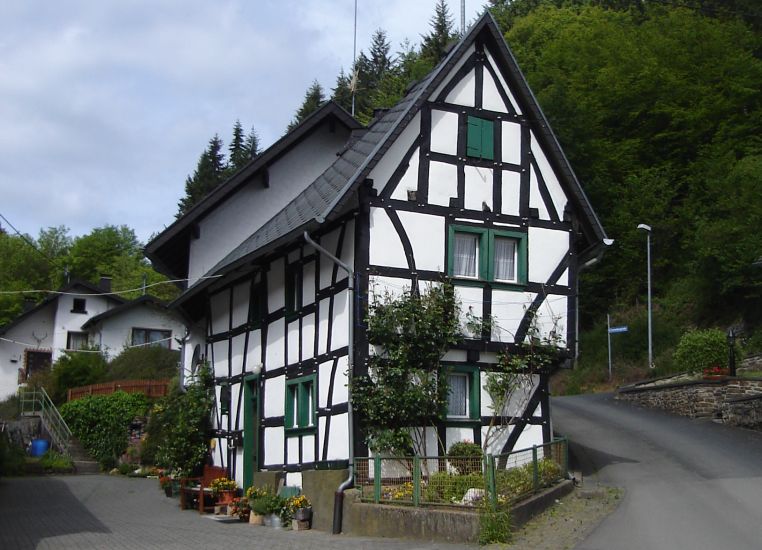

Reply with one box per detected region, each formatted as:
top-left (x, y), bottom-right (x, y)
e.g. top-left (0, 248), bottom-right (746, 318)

top-left (552, 393), bottom-right (762, 550)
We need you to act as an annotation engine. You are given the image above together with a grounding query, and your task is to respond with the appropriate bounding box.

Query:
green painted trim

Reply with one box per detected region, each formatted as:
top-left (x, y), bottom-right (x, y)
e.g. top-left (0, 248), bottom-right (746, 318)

top-left (448, 224), bottom-right (528, 287)
top-left (243, 373), bottom-right (259, 489)
top-left (446, 365), bottom-right (481, 420)
top-left (285, 374), bottom-right (317, 436)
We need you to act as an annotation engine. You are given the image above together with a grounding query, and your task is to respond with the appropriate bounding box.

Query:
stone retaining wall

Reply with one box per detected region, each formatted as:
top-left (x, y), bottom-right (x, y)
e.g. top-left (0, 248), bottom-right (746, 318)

top-left (616, 377), bottom-right (762, 427)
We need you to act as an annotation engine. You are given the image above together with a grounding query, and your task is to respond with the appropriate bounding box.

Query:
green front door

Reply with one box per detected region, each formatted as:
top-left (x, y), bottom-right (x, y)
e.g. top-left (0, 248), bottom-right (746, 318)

top-left (243, 374), bottom-right (259, 489)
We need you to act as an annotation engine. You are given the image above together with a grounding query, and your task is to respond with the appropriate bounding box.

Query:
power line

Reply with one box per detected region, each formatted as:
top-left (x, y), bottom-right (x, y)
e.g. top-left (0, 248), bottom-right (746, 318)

top-left (0, 212), bottom-right (52, 263)
top-left (0, 274), bottom-right (223, 296)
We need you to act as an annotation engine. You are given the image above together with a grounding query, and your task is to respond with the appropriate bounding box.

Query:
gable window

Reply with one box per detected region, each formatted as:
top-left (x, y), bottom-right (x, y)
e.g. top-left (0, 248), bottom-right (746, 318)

top-left (466, 116), bottom-right (494, 160)
top-left (66, 331), bottom-right (89, 351)
top-left (446, 366), bottom-right (480, 420)
top-left (285, 375), bottom-right (316, 434)
top-left (285, 263), bottom-right (303, 319)
top-left (71, 298), bottom-right (87, 314)
top-left (448, 225), bottom-right (527, 286)
top-left (131, 328), bottom-right (172, 349)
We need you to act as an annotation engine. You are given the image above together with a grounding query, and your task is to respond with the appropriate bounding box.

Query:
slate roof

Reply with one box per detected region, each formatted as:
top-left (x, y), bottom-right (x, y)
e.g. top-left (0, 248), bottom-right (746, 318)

top-left (0, 280), bottom-right (125, 336)
top-left (157, 11), bottom-right (607, 308)
top-left (80, 295), bottom-right (171, 330)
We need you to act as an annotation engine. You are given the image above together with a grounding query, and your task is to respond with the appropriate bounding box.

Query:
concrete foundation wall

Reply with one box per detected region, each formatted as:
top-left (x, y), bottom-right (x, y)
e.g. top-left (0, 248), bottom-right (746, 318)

top-left (301, 468), bottom-right (348, 532)
top-left (341, 489), bottom-right (480, 543)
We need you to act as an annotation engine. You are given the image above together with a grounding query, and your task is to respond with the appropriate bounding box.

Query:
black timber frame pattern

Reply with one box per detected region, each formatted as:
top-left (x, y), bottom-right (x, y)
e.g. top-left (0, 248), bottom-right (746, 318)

top-left (205, 215), bottom-right (354, 474)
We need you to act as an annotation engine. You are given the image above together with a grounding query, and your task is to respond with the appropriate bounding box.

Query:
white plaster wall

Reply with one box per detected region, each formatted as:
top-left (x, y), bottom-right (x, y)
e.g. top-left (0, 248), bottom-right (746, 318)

top-left (317, 297), bottom-right (331, 356)
top-left (323, 412), bottom-right (349, 460)
top-left (264, 426), bottom-right (284, 465)
top-left (427, 160), bottom-right (458, 207)
top-left (481, 373), bottom-right (538, 417)
top-left (287, 437), bottom-right (299, 464)
top-left (528, 227), bottom-right (569, 283)
top-left (456, 285), bottom-right (484, 338)
top-left (430, 45), bottom-right (476, 100)
top-left (430, 110), bottom-right (459, 156)
top-left (230, 333), bottom-right (246, 376)
top-left (329, 289), bottom-right (350, 350)
top-left (301, 313), bottom-right (315, 362)
top-left (268, 258), bottom-right (286, 312)
top-left (318, 228), bottom-right (341, 289)
top-left (501, 170), bottom-right (521, 216)
top-left (245, 328), bottom-right (262, 369)
top-left (209, 291), bottom-right (229, 335)
top-left (491, 290), bottom-right (538, 343)
top-left (264, 376), bottom-right (285, 418)
top-left (396, 211), bottom-right (445, 272)
top-left (0, 305), bottom-right (56, 398)
top-left (286, 472), bottom-right (303, 488)
top-left (231, 282), bottom-right (250, 328)
top-left (390, 147), bottom-right (420, 201)
top-left (287, 319), bottom-right (299, 365)
top-left (302, 435), bottom-right (316, 463)
top-left (529, 165), bottom-right (551, 220)
top-left (369, 208), bottom-right (408, 269)
top-left (531, 131), bottom-right (568, 218)
top-left (511, 424), bottom-right (544, 451)
top-left (501, 122), bottom-right (522, 166)
top-left (534, 295), bottom-right (567, 346)
top-left (368, 275), bottom-right (412, 302)
top-left (188, 124), bottom-right (351, 281)
top-left (212, 340), bottom-right (228, 378)
top-left (371, 113), bottom-right (421, 195)
top-left (94, 305), bottom-right (185, 359)
top-left (485, 50), bottom-right (522, 115)
top-left (464, 165), bottom-right (493, 211)
top-left (265, 318), bottom-right (285, 369)
top-left (53, 294), bottom-right (115, 360)
top-left (482, 69), bottom-right (508, 113)
top-left (445, 68), bottom-right (476, 107)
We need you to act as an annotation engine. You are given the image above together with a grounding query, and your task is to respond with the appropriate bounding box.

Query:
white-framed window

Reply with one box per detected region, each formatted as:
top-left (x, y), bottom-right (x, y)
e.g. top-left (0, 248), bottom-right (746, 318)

top-left (131, 328), bottom-right (172, 349)
top-left (66, 331), bottom-right (89, 351)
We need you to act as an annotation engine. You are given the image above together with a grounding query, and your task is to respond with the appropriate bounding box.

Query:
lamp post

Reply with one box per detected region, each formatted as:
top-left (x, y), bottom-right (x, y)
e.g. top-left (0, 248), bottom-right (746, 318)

top-left (637, 224), bottom-right (653, 368)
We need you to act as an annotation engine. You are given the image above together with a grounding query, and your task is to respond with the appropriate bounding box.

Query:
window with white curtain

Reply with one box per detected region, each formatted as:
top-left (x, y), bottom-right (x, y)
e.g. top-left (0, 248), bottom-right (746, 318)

top-left (453, 233), bottom-right (478, 277)
top-left (493, 237), bottom-right (517, 282)
top-left (447, 373), bottom-right (469, 417)
top-left (448, 225), bottom-right (526, 286)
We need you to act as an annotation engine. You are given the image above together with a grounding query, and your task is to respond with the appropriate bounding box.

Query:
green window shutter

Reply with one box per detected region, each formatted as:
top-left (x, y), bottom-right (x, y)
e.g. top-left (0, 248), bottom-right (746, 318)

top-left (467, 116), bottom-right (482, 157)
top-left (467, 116), bottom-right (494, 160)
top-left (285, 383), bottom-right (297, 429)
top-left (481, 119), bottom-right (494, 160)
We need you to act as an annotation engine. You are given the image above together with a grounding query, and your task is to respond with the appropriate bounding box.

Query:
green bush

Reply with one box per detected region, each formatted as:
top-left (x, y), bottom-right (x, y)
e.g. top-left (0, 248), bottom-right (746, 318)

top-left (39, 451), bottom-right (74, 473)
top-left (105, 346), bottom-right (180, 381)
top-left (0, 394), bottom-right (19, 420)
top-left (60, 391), bottom-right (148, 470)
top-left (673, 328), bottom-right (729, 373)
top-left (447, 440), bottom-right (483, 475)
top-left (51, 349), bottom-right (108, 403)
top-left (145, 367), bottom-right (213, 475)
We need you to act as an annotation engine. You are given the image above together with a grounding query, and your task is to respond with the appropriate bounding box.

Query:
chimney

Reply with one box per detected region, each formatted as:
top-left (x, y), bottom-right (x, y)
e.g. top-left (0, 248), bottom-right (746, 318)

top-left (99, 276), bottom-right (112, 293)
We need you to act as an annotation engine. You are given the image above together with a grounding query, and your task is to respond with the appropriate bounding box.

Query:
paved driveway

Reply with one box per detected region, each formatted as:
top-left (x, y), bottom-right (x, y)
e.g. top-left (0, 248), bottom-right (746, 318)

top-left (0, 475), bottom-right (476, 549)
top-left (553, 393), bottom-right (762, 550)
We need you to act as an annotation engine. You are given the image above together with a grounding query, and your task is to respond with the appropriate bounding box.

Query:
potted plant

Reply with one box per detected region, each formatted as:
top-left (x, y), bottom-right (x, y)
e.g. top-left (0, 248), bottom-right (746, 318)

top-left (246, 486), bottom-right (269, 525)
top-left (209, 477), bottom-right (238, 504)
top-left (159, 476), bottom-right (173, 497)
top-left (263, 493), bottom-right (285, 528)
top-left (288, 494), bottom-right (312, 521)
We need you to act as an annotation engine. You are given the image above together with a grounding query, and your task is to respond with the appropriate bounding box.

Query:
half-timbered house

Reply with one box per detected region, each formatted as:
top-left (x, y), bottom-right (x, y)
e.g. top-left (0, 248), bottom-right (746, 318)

top-left (145, 12), bottom-right (607, 499)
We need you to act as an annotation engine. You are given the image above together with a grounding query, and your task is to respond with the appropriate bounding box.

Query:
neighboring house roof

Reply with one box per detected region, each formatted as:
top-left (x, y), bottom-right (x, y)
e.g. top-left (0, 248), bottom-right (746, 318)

top-left (0, 280), bottom-right (125, 336)
top-left (147, 11), bottom-right (608, 309)
top-left (145, 100), bottom-right (363, 280)
top-left (80, 295), bottom-right (172, 330)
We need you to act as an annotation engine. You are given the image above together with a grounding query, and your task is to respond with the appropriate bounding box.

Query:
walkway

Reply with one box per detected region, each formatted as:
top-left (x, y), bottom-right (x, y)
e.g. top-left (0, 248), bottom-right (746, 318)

top-left (0, 474), bottom-right (476, 549)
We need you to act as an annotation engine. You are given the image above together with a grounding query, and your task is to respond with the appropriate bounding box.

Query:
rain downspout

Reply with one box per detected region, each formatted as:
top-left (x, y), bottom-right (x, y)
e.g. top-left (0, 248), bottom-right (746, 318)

top-left (303, 231), bottom-right (355, 534)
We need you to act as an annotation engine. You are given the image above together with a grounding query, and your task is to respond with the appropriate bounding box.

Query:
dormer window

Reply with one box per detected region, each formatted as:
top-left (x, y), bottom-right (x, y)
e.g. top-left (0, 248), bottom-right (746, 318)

top-left (72, 298), bottom-right (87, 314)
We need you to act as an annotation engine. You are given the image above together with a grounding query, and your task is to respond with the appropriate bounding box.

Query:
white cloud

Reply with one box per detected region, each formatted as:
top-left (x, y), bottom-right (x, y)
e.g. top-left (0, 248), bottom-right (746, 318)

top-left (0, 0), bottom-right (482, 243)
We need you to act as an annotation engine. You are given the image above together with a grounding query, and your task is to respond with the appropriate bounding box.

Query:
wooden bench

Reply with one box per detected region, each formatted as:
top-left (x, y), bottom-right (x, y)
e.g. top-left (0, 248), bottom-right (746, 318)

top-left (179, 465), bottom-right (227, 514)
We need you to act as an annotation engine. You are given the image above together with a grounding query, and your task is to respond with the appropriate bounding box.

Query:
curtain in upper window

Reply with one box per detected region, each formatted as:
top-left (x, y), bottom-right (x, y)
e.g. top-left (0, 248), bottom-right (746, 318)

top-left (454, 233), bottom-right (478, 277)
top-left (493, 237), bottom-right (516, 281)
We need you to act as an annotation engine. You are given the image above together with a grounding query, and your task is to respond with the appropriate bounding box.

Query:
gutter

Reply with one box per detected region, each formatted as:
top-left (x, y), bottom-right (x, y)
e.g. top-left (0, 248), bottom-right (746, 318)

top-left (302, 231), bottom-right (355, 534)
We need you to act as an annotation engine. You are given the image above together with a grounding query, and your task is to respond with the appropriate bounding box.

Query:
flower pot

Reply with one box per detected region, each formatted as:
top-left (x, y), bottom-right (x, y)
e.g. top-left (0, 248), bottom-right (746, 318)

top-left (294, 507), bottom-right (312, 521)
top-left (217, 490), bottom-right (235, 505)
top-left (249, 513), bottom-right (264, 525)
top-left (267, 514), bottom-right (282, 529)
top-left (164, 486), bottom-right (173, 498)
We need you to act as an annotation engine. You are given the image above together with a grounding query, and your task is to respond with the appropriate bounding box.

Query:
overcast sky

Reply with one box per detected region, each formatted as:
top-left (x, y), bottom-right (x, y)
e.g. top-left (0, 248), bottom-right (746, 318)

top-left (0, 1), bottom-right (484, 245)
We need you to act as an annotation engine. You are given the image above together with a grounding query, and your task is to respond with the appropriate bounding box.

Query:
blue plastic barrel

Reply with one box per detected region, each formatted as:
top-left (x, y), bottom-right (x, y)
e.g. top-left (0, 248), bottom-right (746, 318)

top-left (30, 439), bottom-right (49, 457)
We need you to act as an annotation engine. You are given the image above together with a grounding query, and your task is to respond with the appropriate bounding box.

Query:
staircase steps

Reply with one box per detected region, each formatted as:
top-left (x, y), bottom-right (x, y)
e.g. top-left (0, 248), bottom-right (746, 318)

top-left (68, 438), bottom-right (100, 474)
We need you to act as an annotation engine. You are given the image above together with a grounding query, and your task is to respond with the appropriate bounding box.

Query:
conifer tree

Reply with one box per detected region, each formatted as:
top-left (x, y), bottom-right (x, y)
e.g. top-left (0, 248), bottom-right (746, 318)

top-left (176, 135), bottom-right (227, 217)
top-left (420, 0), bottom-right (457, 64)
top-left (227, 121), bottom-right (260, 174)
top-left (288, 80), bottom-right (326, 132)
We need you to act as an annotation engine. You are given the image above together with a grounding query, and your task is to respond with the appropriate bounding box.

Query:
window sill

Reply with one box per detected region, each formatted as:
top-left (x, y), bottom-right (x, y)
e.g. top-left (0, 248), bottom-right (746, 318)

top-left (449, 276), bottom-right (527, 291)
top-left (70, 310), bottom-right (88, 314)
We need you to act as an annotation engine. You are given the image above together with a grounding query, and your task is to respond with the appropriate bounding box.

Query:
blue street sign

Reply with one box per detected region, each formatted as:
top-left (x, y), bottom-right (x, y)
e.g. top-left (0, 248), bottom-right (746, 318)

top-left (608, 326), bottom-right (629, 334)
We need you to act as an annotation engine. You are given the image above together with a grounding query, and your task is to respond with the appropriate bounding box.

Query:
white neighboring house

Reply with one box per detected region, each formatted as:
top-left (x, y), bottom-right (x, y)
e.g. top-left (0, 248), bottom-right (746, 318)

top-left (0, 278), bottom-right (187, 399)
top-left (145, 13), bottom-right (608, 494)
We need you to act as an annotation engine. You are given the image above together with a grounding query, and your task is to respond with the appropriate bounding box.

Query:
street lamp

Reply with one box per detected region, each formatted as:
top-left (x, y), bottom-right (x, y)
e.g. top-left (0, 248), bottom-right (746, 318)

top-left (637, 224), bottom-right (654, 368)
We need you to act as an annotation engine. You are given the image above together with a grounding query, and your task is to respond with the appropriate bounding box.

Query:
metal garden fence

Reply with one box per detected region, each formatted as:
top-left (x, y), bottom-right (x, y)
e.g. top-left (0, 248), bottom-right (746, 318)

top-left (355, 437), bottom-right (568, 508)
